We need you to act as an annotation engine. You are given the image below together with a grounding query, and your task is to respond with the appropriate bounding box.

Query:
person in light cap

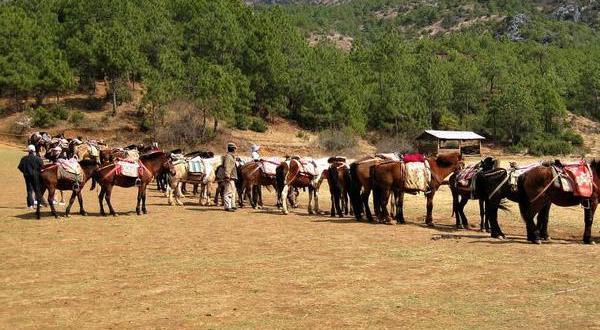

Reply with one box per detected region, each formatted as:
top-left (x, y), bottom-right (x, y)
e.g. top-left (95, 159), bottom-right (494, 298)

top-left (18, 145), bottom-right (44, 210)
top-left (222, 142), bottom-right (238, 211)
top-left (250, 144), bottom-right (260, 161)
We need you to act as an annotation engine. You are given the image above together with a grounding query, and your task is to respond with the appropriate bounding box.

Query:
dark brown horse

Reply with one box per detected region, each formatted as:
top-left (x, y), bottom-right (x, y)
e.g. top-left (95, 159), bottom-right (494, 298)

top-left (38, 159), bottom-right (99, 219)
top-left (347, 156), bottom-right (390, 221)
top-left (93, 151), bottom-right (171, 216)
top-left (316, 158), bottom-right (351, 218)
top-left (449, 157), bottom-right (497, 231)
top-left (517, 160), bottom-right (600, 244)
top-left (372, 152), bottom-right (463, 226)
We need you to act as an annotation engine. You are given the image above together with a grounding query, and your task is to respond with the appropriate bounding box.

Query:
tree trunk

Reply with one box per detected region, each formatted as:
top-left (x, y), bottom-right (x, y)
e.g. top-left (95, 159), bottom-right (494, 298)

top-left (112, 88), bottom-right (117, 115)
top-left (213, 118), bottom-right (219, 134)
top-left (200, 108), bottom-right (207, 139)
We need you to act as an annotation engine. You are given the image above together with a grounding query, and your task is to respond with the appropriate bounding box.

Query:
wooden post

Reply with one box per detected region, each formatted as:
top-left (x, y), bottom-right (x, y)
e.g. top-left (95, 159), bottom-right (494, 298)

top-left (479, 140), bottom-right (482, 156)
top-left (458, 139), bottom-right (462, 155)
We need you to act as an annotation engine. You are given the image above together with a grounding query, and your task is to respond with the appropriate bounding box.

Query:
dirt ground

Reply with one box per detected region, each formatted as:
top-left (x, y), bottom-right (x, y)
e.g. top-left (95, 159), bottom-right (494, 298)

top-left (1, 146), bottom-right (600, 329)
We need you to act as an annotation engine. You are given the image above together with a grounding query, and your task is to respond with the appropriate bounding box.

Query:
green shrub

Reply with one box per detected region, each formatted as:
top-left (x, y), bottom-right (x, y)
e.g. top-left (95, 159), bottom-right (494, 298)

top-left (319, 128), bottom-right (357, 152)
top-left (562, 130), bottom-right (584, 147)
top-left (526, 139), bottom-right (574, 156)
top-left (249, 117), bottom-right (268, 133)
top-left (234, 114), bottom-right (250, 130)
top-left (140, 117), bottom-right (152, 132)
top-left (29, 107), bottom-right (56, 128)
top-left (50, 104), bottom-right (69, 120)
top-left (68, 111), bottom-right (85, 125)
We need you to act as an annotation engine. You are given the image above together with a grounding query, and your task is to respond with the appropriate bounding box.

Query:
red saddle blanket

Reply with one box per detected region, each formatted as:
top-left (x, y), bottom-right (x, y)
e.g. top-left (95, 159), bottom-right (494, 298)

top-left (560, 161), bottom-right (593, 198)
top-left (403, 153), bottom-right (425, 163)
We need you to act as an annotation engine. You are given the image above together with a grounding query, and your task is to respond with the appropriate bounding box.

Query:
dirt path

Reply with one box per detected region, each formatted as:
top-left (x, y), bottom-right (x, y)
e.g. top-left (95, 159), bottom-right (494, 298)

top-left (1, 147), bottom-right (600, 328)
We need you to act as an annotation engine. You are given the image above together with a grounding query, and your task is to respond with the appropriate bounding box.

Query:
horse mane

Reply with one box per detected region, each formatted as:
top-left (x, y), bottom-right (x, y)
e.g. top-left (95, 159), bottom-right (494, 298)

top-left (139, 151), bottom-right (166, 161)
top-left (590, 159), bottom-right (600, 174)
top-left (435, 152), bottom-right (461, 167)
top-left (79, 159), bottom-right (98, 167)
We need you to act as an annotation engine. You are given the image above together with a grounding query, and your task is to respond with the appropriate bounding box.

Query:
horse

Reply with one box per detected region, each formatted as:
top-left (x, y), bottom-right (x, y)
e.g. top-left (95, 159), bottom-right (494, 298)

top-left (316, 157), bottom-right (351, 218)
top-left (167, 155), bottom-right (221, 206)
top-left (239, 160), bottom-right (278, 209)
top-left (449, 157), bottom-right (497, 231)
top-left (37, 159), bottom-right (99, 219)
top-left (93, 151), bottom-right (171, 216)
top-left (347, 155), bottom-right (393, 221)
top-left (371, 151), bottom-right (463, 226)
top-left (276, 157), bottom-right (328, 215)
top-left (28, 131), bottom-right (52, 156)
top-left (517, 160), bottom-right (600, 244)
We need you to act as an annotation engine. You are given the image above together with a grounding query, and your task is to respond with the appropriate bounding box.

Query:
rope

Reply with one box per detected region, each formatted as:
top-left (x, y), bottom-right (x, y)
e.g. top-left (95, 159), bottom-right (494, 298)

top-left (530, 175), bottom-right (559, 203)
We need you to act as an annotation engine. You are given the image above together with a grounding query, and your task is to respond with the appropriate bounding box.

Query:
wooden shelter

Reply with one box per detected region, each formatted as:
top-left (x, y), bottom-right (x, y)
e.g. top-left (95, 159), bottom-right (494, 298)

top-left (416, 130), bottom-right (485, 156)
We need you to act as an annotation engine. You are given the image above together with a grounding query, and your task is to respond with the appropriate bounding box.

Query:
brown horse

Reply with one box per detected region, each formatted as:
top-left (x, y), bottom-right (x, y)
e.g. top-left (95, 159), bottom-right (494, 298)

top-left (239, 161), bottom-right (277, 209)
top-left (517, 160), bottom-right (600, 244)
top-left (372, 152), bottom-right (463, 225)
top-left (347, 156), bottom-right (393, 221)
top-left (276, 158), bottom-right (328, 215)
top-left (93, 151), bottom-right (171, 216)
top-left (38, 159), bottom-right (99, 219)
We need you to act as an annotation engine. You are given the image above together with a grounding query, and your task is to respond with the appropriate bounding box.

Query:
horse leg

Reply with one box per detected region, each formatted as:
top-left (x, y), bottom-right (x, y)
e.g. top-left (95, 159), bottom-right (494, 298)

top-left (522, 207), bottom-right (541, 244)
top-left (334, 190), bottom-right (343, 218)
top-left (479, 199), bottom-right (489, 232)
top-left (105, 186), bottom-right (117, 217)
top-left (308, 187), bottom-right (314, 215)
top-left (485, 200), bottom-right (505, 239)
top-left (537, 202), bottom-right (551, 241)
top-left (48, 188), bottom-right (58, 218)
top-left (64, 190), bottom-right (77, 217)
top-left (457, 196), bottom-right (469, 229)
top-left (425, 191), bottom-right (435, 227)
top-left (77, 191), bottom-right (87, 216)
top-left (99, 187), bottom-right (106, 216)
top-left (136, 186), bottom-right (142, 215)
top-left (141, 184), bottom-right (148, 214)
top-left (395, 191), bottom-right (405, 224)
top-left (281, 185), bottom-right (290, 215)
top-left (380, 188), bottom-right (392, 224)
top-left (583, 200), bottom-right (596, 244)
top-left (314, 187), bottom-right (320, 214)
top-left (362, 189), bottom-right (374, 222)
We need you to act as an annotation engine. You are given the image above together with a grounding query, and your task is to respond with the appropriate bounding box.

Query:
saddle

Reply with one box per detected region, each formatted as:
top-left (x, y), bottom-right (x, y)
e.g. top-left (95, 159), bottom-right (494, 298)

top-left (260, 158), bottom-right (280, 177)
top-left (403, 161), bottom-right (431, 192)
top-left (116, 161), bottom-right (143, 178)
top-left (298, 158), bottom-right (319, 176)
top-left (55, 159), bottom-right (83, 183)
top-left (402, 153), bottom-right (425, 163)
top-left (187, 156), bottom-right (204, 174)
top-left (507, 163), bottom-right (540, 192)
top-left (376, 153), bottom-right (401, 161)
top-left (551, 160), bottom-right (593, 197)
top-left (455, 163), bottom-right (481, 198)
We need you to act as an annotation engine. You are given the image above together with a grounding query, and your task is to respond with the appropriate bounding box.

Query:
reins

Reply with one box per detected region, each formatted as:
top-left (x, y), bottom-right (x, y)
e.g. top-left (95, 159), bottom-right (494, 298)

top-left (530, 174), bottom-right (559, 203)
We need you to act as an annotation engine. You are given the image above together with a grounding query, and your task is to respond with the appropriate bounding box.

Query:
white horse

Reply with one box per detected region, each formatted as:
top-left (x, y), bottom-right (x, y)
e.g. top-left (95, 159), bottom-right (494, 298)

top-left (167, 156), bottom-right (222, 206)
top-left (279, 157), bottom-right (329, 215)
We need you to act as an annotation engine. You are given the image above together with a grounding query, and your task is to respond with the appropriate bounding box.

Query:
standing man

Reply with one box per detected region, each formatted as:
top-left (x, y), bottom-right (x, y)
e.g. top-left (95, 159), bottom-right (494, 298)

top-left (18, 145), bottom-right (44, 209)
top-left (223, 142), bottom-right (238, 212)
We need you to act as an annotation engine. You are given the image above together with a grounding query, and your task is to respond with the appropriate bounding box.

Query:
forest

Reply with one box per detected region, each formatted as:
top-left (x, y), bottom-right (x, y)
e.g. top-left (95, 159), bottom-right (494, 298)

top-left (1, 0), bottom-right (600, 154)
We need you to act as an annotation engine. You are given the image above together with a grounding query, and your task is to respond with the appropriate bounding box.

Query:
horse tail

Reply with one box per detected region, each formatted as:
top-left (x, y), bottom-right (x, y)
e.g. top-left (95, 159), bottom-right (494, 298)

top-left (328, 166), bottom-right (340, 196)
top-left (348, 163), bottom-right (363, 220)
top-left (516, 174), bottom-right (529, 223)
top-left (370, 164), bottom-right (380, 218)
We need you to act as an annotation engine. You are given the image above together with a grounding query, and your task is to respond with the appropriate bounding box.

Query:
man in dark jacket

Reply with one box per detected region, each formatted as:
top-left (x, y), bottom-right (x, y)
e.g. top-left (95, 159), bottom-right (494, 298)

top-left (18, 145), bottom-right (44, 209)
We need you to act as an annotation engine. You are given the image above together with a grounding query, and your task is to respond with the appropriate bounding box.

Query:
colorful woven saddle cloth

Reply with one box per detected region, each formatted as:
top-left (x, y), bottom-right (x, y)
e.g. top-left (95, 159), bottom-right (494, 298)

top-left (55, 159), bottom-right (84, 182)
top-left (456, 163), bottom-right (480, 187)
top-left (552, 161), bottom-right (593, 197)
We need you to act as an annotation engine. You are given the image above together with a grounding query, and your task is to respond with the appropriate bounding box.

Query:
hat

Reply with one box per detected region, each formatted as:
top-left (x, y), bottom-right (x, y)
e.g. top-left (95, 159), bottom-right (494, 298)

top-left (27, 145), bottom-right (36, 152)
top-left (227, 142), bottom-right (237, 150)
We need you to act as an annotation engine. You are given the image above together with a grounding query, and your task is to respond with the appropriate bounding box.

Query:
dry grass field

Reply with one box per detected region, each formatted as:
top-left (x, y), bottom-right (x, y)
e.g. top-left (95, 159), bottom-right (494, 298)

top-left (1, 145), bottom-right (600, 329)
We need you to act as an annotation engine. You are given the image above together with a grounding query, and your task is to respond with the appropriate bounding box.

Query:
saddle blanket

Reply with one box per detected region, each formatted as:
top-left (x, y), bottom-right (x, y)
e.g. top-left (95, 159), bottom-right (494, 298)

top-left (403, 153), bottom-right (425, 163)
top-left (124, 149), bottom-right (140, 162)
top-left (56, 158), bottom-right (81, 175)
top-left (456, 164), bottom-right (479, 187)
top-left (188, 157), bottom-right (204, 174)
top-left (116, 161), bottom-right (141, 178)
top-left (559, 161), bottom-right (593, 198)
top-left (261, 158), bottom-right (280, 176)
top-left (508, 163), bottom-right (540, 190)
top-left (404, 162), bottom-right (431, 192)
top-left (88, 144), bottom-right (100, 157)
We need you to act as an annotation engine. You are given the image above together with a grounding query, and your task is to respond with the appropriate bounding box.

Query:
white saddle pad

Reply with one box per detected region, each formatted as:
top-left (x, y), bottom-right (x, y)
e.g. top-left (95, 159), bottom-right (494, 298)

top-left (404, 162), bottom-right (431, 192)
top-left (188, 156), bottom-right (204, 174)
top-left (118, 161), bottom-right (139, 178)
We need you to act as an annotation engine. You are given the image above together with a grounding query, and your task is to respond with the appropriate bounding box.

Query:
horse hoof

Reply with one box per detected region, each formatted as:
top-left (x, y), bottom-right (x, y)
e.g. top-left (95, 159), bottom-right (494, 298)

top-left (532, 239), bottom-right (542, 245)
top-left (426, 222), bottom-right (435, 227)
top-left (143, 210), bottom-right (148, 215)
top-left (456, 225), bottom-right (464, 229)
top-left (80, 212), bottom-right (87, 216)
